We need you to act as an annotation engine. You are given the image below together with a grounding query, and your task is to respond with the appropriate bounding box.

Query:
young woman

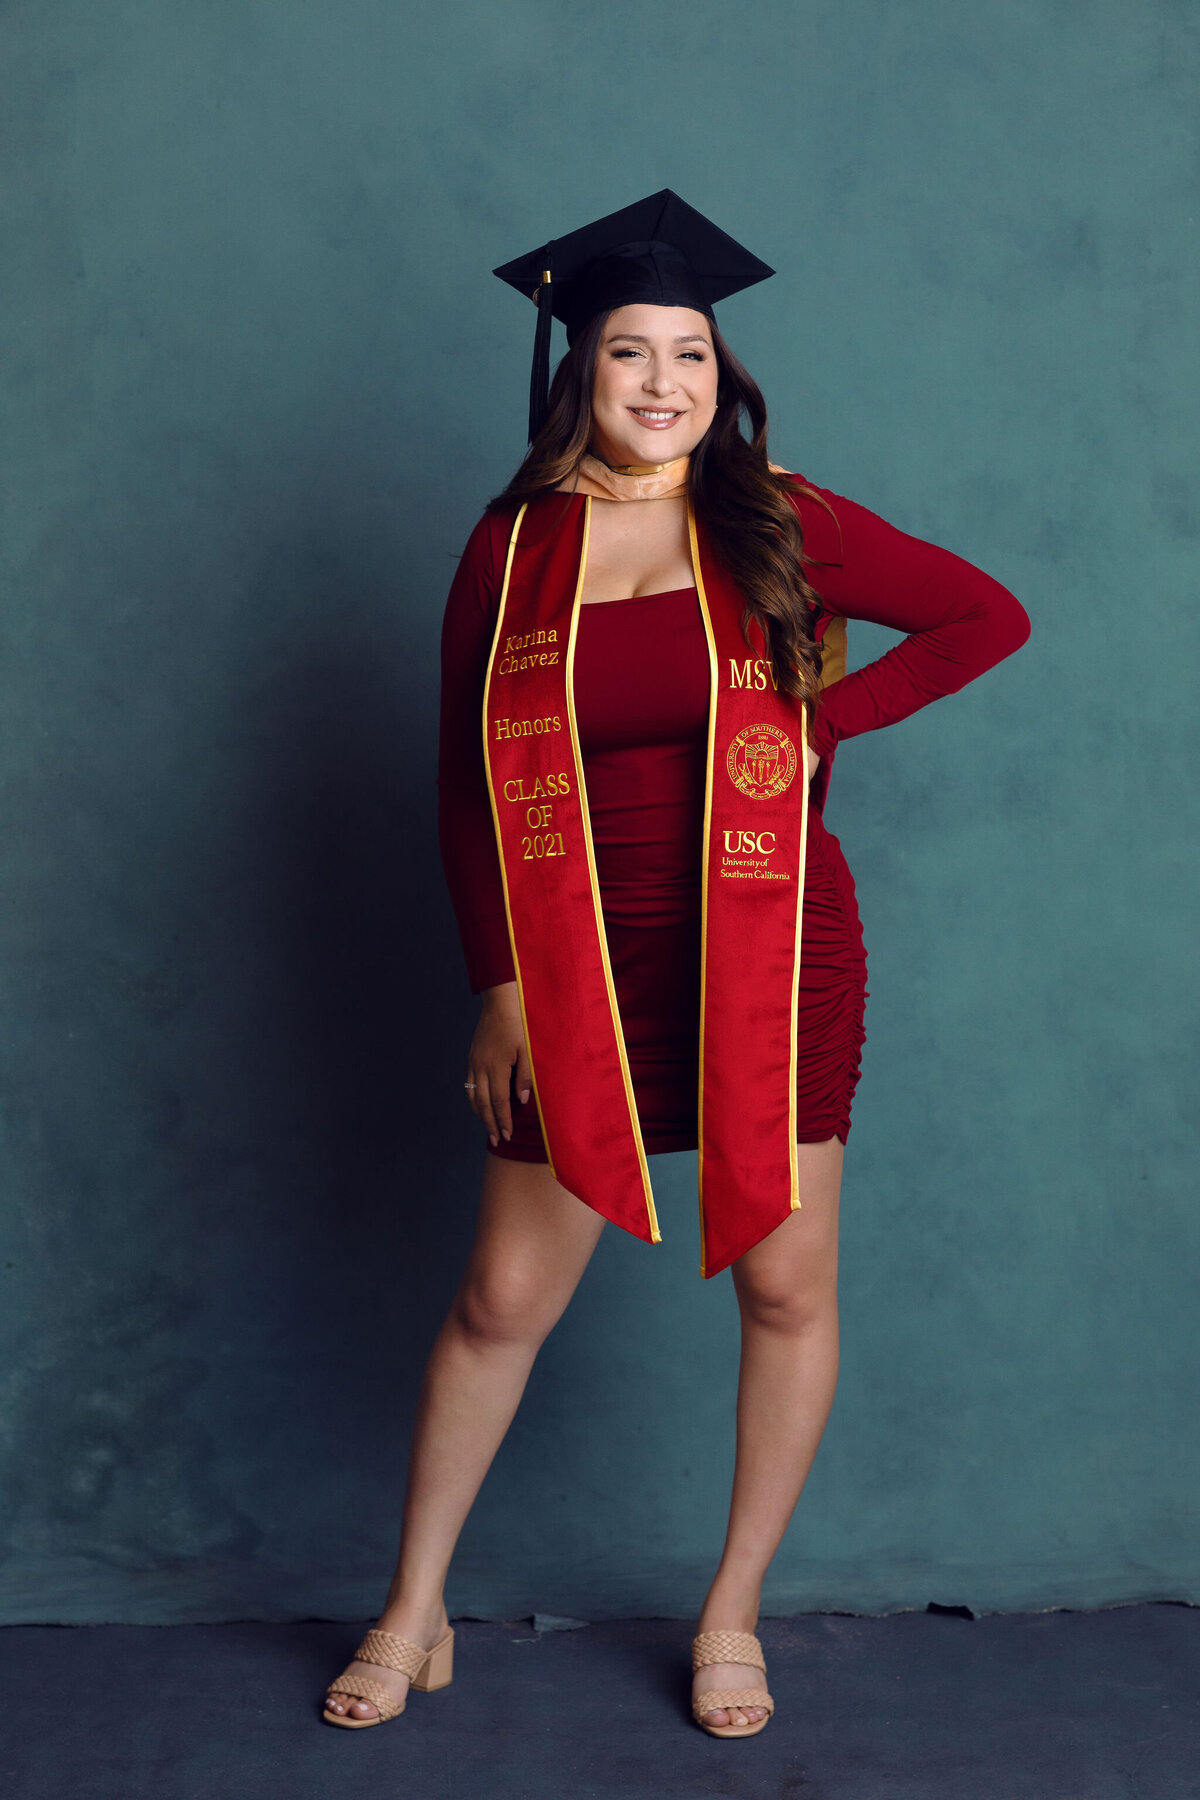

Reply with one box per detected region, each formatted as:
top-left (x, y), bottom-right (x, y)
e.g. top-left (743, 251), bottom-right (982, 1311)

top-left (323, 191), bottom-right (1030, 1739)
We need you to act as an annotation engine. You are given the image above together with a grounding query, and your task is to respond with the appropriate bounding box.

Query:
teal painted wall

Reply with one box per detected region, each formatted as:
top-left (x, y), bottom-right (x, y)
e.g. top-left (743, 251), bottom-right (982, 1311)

top-left (2, 1), bottom-right (1196, 1624)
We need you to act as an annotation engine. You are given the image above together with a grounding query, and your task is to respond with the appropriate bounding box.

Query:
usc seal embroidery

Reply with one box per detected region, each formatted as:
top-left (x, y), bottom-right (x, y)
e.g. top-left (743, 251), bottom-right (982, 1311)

top-left (726, 723), bottom-right (798, 799)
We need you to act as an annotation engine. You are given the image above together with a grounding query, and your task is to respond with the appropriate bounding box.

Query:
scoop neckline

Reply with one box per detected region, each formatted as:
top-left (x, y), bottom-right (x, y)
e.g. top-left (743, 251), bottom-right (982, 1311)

top-left (579, 586), bottom-right (698, 608)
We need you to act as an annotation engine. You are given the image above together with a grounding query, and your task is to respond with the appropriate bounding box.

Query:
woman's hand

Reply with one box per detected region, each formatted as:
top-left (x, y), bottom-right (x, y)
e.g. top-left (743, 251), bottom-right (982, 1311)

top-left (465, 981), bottom-right (533, 1147)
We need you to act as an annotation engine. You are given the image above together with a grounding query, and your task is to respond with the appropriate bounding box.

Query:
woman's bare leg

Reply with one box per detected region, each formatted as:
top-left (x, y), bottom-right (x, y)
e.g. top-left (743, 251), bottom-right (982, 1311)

top-left (325, 1152), bottom-right (606, 1720)
top-left (693, 1135), bottom-right (844, 1729)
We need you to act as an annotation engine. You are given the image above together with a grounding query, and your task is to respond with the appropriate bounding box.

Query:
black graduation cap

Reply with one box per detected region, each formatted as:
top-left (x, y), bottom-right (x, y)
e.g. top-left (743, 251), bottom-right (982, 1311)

top-left (493, 189), bottom-right (775, 443)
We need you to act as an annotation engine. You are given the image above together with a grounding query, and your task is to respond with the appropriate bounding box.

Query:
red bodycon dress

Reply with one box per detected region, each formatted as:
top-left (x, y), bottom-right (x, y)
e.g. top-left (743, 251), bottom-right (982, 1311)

top-left (437, 479), bottom-right (1031, 1163)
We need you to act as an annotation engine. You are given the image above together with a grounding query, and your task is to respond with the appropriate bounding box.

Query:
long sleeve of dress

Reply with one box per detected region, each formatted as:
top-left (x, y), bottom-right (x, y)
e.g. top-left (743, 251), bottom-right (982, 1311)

top-left (792, 479), bottom-right (1032, 759)
top-left (436, 510), bottom-right (518, 994)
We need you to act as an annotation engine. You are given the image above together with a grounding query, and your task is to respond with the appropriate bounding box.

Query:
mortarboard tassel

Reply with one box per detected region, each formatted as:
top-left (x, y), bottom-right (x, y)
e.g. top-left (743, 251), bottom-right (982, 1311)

top-left (528, 250), bottom-right (555, 443)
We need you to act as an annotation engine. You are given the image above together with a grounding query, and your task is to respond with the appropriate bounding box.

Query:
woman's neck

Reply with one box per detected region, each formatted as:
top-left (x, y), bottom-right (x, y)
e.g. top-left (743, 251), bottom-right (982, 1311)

top-left (568, 451), bottom-right (691, 501)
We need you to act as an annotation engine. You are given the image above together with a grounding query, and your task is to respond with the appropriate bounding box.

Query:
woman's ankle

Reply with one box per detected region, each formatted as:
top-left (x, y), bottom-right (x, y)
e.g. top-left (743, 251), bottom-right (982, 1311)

top-left (697, 1580), bottom-right (763, 1635)
top-left (377, 1590), bottom-right (449, 1638)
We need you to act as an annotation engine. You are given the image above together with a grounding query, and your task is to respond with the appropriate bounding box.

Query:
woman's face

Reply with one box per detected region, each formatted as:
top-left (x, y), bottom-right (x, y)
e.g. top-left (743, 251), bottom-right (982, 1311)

top-left (589, 304), bottom-right (719, 466)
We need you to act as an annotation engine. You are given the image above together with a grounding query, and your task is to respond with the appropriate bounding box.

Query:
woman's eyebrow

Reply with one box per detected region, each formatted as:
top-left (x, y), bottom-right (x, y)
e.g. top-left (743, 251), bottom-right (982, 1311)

top-left (605, 333), bottom-right (710, 345)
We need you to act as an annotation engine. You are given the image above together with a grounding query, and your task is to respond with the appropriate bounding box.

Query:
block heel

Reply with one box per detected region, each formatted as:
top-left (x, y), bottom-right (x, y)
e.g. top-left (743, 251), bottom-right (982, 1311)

top-left (409, 1629), bottom-right (454, 1691)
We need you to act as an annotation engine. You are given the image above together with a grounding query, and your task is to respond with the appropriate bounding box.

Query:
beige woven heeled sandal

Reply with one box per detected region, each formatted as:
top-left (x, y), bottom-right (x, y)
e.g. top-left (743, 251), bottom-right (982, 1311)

top-left (691, 1629), bottom-right (775, 1738)
top-left (323, 1625), bottom-right (455, 1729)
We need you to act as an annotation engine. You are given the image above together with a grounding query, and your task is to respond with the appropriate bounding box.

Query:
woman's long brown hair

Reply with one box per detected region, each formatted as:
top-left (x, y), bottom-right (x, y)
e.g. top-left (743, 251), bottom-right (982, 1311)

top-left (486, 309), bottom-right (831, 710)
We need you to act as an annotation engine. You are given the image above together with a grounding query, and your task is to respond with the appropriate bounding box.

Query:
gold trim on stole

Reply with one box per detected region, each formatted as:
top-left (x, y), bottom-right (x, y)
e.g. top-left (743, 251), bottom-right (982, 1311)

top-left (787, 702), bottom-right (810, 1212)
top-left (480, 504), bottom-right (558, 1174)
top-left (687, 500), bottom-right (720, 1276)
top-left (564, 499), bottom-right (660, 1242)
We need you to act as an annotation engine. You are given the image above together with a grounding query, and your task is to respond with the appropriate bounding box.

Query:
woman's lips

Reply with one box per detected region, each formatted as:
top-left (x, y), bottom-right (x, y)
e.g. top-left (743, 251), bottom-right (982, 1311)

top-left (628, 408), bottom-right (684, 430)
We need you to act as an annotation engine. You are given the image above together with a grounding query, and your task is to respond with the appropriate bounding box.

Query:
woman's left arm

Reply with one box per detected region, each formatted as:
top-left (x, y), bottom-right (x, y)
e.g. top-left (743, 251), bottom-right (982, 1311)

top-left (793, 482), bottom-right (1032, 758)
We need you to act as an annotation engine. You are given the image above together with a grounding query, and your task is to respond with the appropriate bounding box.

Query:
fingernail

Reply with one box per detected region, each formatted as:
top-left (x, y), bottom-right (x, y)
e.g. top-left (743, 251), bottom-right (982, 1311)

top-left (519, 1089), bottom-right (530, 1104)
top-left (489, 1133), bottom-right (498, 1146)
top-left (502, 1128), bottom-right (511, 1140)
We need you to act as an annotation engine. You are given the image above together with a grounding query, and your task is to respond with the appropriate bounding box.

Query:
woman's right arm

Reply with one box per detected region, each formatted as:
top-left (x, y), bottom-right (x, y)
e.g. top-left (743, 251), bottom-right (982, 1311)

top-left (436, 512), bottom-right (531, 1145)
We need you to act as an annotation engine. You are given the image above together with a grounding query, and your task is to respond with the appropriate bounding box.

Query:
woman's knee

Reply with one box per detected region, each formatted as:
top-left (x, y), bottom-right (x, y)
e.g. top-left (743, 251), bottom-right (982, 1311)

top-left (734, 1266), bottom-right (837, 1336)
top-left (451, 1260), bottom-right (560, 1349)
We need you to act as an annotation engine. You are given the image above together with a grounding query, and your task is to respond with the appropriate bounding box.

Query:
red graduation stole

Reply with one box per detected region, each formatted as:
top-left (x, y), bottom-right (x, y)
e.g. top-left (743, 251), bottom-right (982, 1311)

top-left (482, 490), bottom-right (814, 1278)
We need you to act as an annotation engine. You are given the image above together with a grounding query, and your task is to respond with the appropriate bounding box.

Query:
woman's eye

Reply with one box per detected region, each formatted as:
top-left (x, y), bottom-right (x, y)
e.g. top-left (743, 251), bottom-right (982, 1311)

top-left (608, 346), bottom-right (706, 361)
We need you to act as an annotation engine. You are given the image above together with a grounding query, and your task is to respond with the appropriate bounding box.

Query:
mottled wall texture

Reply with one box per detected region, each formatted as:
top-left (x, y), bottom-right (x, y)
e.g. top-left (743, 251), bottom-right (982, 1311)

top-left (2, 1), bottom-right (1196, 1625)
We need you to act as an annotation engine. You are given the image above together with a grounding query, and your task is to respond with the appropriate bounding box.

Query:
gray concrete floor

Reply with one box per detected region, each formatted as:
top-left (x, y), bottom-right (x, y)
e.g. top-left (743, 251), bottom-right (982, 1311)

top-left (2, 1603), bottom-right (1197, 1798)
